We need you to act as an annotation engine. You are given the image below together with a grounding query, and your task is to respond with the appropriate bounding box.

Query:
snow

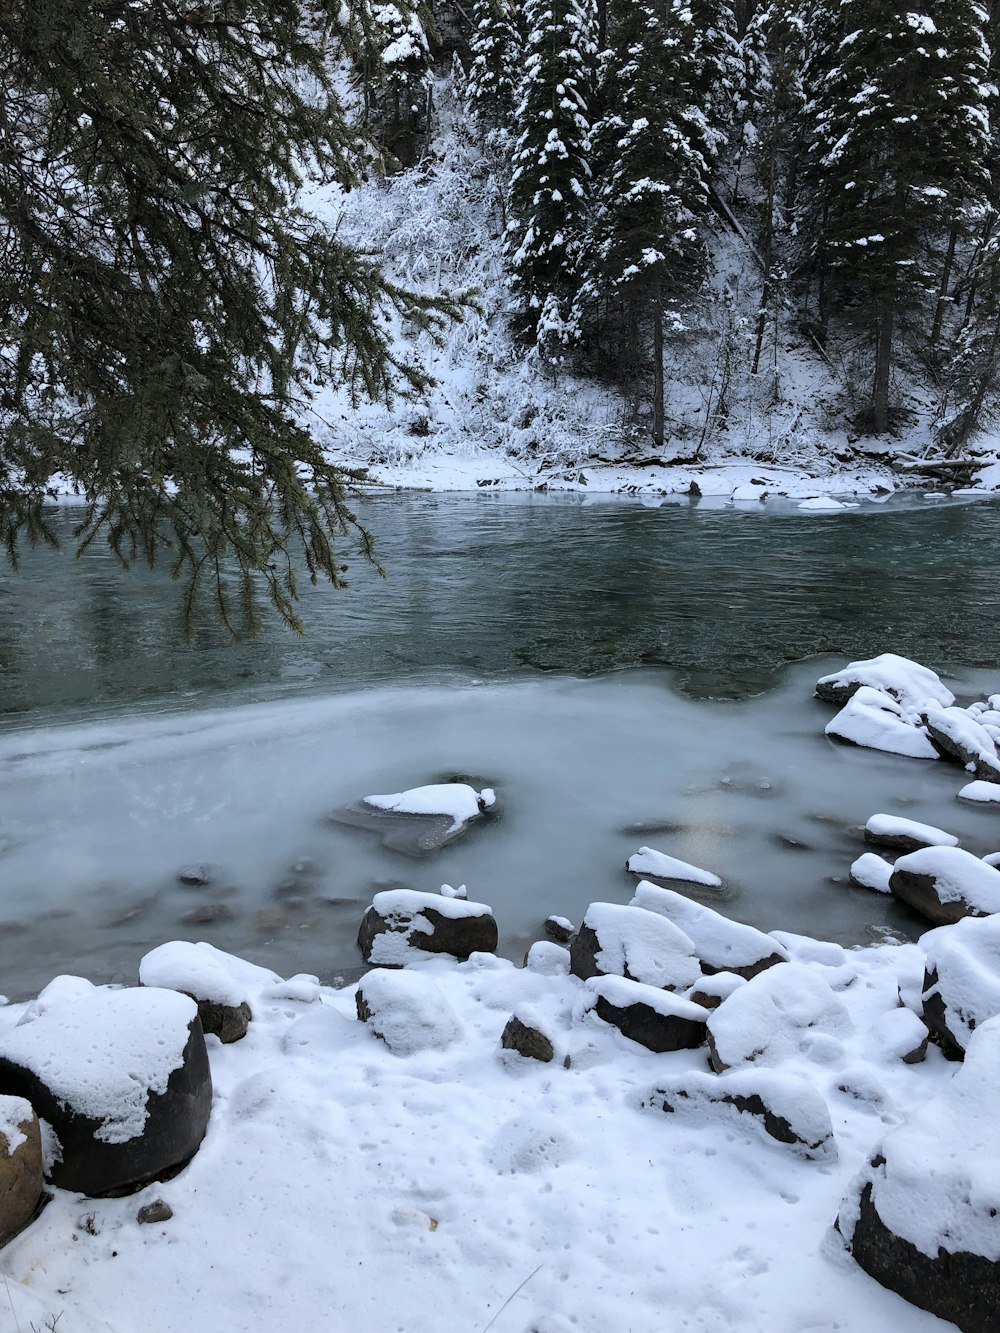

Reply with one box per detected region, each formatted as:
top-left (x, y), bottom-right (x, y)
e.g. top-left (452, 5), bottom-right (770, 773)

top-left (356, 968), bottom-right (464, 1055)
top-left (625, 846), bottom-right (723, 888)
top-left (582, 973), bottom-right (710, 1024)
top-left (629, 881), bottom-right (787, 973)
top-left (959, 779), bottom-right (1000, 803)
top-left (825, 686), bottom-right (940, 759)
top-left (925, 704), bottom-right (1000, 779)
top-left (921, 913), bottom-right (1000, 1052)
top-left (0, 981), bottom-right (198, 1144)
top-left (864, 813), bottom-right (958, 847)
top-left (891, 845), bottom-right (1000, 914)
top-left (579, 901), bottom-right (702, 990)
top-left (845, 1015), bottom-right (1000, 1261)
top-left (370, 888), bottom-right (495, 922)
top-left (0, 1094), bottom-right (32, 1153)
top-left (816, 654), bottom-right (955, 712)
top-left (362, 782), bottom-right (488, 829)
top-left (797, 495), bottom-right (847, 511)
top-left (850, 853), bottom-right (894, 894)
top-left (139, 942), bottom-right (281, 1008)
top-left (707, 962), bottom-right (854, 1071)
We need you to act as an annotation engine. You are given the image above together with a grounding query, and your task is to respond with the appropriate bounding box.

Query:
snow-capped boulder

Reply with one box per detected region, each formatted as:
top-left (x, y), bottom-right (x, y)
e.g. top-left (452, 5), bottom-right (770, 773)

top-left (921, 915), bottom-right (1000, 1060)
top-left (0, 1096), bottom-right (43, 1248)
top-left (629, 881), bottom-right (786, 979)
top-left (864, 813), bottom-right (958, 854)
top-left (645, 1068), bottom-right (836, 1161)
top-left (500, 1009), bottom-right (556, 1063)
top-left (569, 902), bottom-right (701, 991)
top-left (524, 941), bottom-right (571, 976)
top-left (866, 1007), bottom-right (928, 1065)
top-left (543, 915), bottom-right (574, 944)
top-left (849, 853), bottom-right (894, 894)
top-left (959, 781), bottom-right (1000, 804)
top-left (625, 847), bottom-right (723, 890)
top-left (706, 963), bottom-right (853, 1073)
top-left (815, 654), bottom-right (954, 711)
top-left (840, 1015), bottom-right (1000, 1333)
top-left (330, 782), bottom-right (495, 855)
top-left (355, 969), bottom-right (463, 1056)
top-left (824, 686), bottom-right (939, 760)
top-left (924, 706), bottom-right (1000, 782)
top-left (583, 975), bottom-right (709, 1053)
top-left (889, 847), bottom-right (1000, 925)
top-left (139, 941), bottom-right (282, 1043)
top-left (358, 889), bottom-right (498, 965)
top-left (687, 972), bottom-right (747, 1010)
top-left (0, 979), bottom-right (211, 1196)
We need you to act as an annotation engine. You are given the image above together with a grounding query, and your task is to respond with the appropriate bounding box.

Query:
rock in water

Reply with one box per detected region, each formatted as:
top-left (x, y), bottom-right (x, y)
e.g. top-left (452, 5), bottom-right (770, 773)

top-left (569, 902), bottom-right (701, 990)
top-left (849, 853), bottom-right (894, 894)
top-left (330, 783), bottom-right (495, 855)
top-left (645, 1068), bottom-right (836, 1161)
top-left (0, 1096), bottom-right (43, 1247)
top-left (824, 687), bottom-right (939, 760)
top-left (864, 813), bottom-right (959, 854)
top-left (625, 847), bottom-right (723, 890)
top-left (358, 889), bottom-right (498, 965)
top-left (924, 706), bottom-right (1000, 782)
top-left (840, 1015), bottom-right (1000, 1333)
top-left (0, 979), bottom-right (212, 1197)
top-left (890, 847), bottom-right (1000, 925)
top-left (815, 654), bottom-right (954, 711)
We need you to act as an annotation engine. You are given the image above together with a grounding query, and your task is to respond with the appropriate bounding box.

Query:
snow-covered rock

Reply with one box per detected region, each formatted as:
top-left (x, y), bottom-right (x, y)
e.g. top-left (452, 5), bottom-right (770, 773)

top-left (139, 941), bottom-right (282, 1044)
top-left (355, 969), bottom-right (463, 1056)
top-left (357, 889), bottom-right (498, 965)
top-left (645, 1068), bottom-right (836, 1160)
top-left (569, 902), bottom-right (701, 991)
top-left (0, 1095), bottom-right (42, 1248)
top-left (629, 881), bottom-right (786, 979)
top-left (959, 780), bottom-right (1000, 804)
top-left (849, 853), bottom-right (894, 895)
top-left (866, 1007), bottom-right (928, 1065)
top-left (625, 846), bottom-right (723, 889)
top-left (0, 980), bottom-right (211, 1196)
top-left (706, 963), bottom-right (853, 1073)
top-left (543, 914), bottom-right (574, 944)
top-left (924, 706), bottom-right (1000, 782)
top-left (687, 971), bottom-right (747, 1010)
top-left (524, 941), bottom-right (571, 976)
top-left (500, 1008), bottom-right (556, 1063)
top-left (921, 914), bottom-right (1000, 1059)
top-left (583, 975), bottom-right (709, 1053)
top-left (890, 846), bottom-right (1000, 925)
top-left (798, 496), bottom-right (846, 512)
top-left (330, 783), bottom-right (495, 854)
top-left (864, 813), bottom-right (958, 853)
top-left (841, 1015), bottom-right (1000, 1332)
top-left (815, 654), bottom-right (955, 711)
top-left (825, 686), bottom-right (939, 760)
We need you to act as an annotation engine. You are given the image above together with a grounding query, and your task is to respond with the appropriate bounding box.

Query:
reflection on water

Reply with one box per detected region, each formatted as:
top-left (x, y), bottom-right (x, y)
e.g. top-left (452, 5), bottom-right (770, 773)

top-left (0, 492), bottom-right (997, 724)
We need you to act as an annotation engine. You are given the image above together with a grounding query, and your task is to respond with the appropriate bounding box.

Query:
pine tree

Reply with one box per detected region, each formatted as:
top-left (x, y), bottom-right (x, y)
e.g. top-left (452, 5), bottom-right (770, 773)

top-left (801, 0), bottom-right (993, 433)
top-left (342, 0), bottom-right (437, 164)
top-left (505, 0), bottom-right (597, 346)
top-left (0, 0), bottom-right (464, 635)
top-left (466, 0), bottom-right (521, 135)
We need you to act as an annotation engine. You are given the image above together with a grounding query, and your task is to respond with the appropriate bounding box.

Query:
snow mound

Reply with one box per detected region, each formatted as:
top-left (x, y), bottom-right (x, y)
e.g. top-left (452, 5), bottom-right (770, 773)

top-left (816, 654), bottom-right (955, 712)
top-left (356, 968), bottom-right (464, 1056)
top-left (625, 846), bottom-right (723, 888)
top-left (575, 901), bottom-right (701, 990)
top-left (825, 686), bottom-right (939, 759)
top-left (629, 881), bottom-right (786, 976)
top-left (849, 853), bottom-right (893, 894)
top-left (797, 496), bottom-right (847, 512)
top-left (707, 963), bottom-right (853, 1072)
top-left (139, 941), bottom-right (281, 1008)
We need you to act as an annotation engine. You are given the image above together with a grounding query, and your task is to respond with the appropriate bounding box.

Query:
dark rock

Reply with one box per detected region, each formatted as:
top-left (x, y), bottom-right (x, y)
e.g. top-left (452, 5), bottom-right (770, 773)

top-left (848, 1179), bottom-right (998, 1333)
top-left (890, 847), bottom-right (1000, 925)
top-left (587, 976), bottom-right (708, 1053)
top-left (864, 816), bottom-right (957, 855)
top-left (0, 986), bottom-right (212, 1198)
top-left (358, 890), bottom-right (498, 964)
top-left (920, 915), bottom-right (1000, 1060)
top-left (500, 1015), bottom-right (554, 1063)
top-left (179, 904), bottom-right (235, 926)
top-left (568, 903), bottom-right (701, 991)
top-left (177, 865), bottom-right (212, 887)
top-left (254, 908), bottom-right (287, 932)
top-left (197, 999), bottom-right (252, 1045)
top-left (136, 1199), bottom-right (173, 1225)
top-left (0, 1098), bottom-right (44, 1247)
top-left (543, 915), bottom-right (574, 945)
top-left (924, 706), bottom-right (1000, 782)
top-left (329, 783), bottom-right (495, 857)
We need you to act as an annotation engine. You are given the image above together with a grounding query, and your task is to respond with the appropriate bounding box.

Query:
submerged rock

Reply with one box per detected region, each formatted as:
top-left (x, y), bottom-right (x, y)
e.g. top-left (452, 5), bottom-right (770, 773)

top-left (890, 847), bottom-right (1000, 925)
top-left (358, 889), bottom-right (498, 965)
top-left (329, 783), bottom-right (496, 856)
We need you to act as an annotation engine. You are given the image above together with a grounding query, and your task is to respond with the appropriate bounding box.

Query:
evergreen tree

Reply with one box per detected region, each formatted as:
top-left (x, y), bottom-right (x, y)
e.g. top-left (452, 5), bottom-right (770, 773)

top-left (0, 0), bottom-right (463, 634)
top-left (505, 0), bottom-right (597, 346)
top-left (801, 0), bottom-right (993, 433)
top-left (466, 0), bottom-right (521, 135)
top-left (342, 0), bottom-right (437, 163)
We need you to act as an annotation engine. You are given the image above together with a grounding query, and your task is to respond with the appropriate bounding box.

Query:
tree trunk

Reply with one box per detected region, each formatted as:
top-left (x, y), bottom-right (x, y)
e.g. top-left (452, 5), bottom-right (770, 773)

top-left (872, 278), bottom-right (896, 434)
top-left (652, 308), bottom-right (664, 449)
top-left (930, 220), bottom-right (959, 353)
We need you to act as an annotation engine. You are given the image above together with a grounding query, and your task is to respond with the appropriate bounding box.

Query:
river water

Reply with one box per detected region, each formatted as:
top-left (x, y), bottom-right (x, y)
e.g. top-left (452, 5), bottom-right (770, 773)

top-left (0, 492), bottom-right (997, 1000)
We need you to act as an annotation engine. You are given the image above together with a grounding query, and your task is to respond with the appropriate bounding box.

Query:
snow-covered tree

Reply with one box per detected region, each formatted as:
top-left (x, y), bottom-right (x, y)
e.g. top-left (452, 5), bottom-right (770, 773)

top-left (505, 0), bottom-right (597, 344)
top-left (343, 0), bottom-right (436, 163)
top-left (802, 0), bottom-right (993, 433)
top-left (466, 0), bottom-right (521, 135)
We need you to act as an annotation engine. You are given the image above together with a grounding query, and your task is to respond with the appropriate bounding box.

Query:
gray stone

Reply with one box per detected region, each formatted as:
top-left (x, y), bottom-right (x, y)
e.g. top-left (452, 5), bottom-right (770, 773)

top-left (197, 998), bottom-right (252, 1044)
top-left (586, 976), bottom-right (708, 1054)
top-left (890, 848), bottom-right (1000, 926)
top-left (500, 1015), bottom-right (554, 1063)
top-left (0, 1098), bottom-right (43, 1248)
top-left (136, 1199), bottom-right (173, 1225)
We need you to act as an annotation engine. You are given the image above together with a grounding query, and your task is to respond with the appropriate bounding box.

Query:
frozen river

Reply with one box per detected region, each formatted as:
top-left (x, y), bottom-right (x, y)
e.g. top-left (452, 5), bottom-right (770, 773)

top-left (0, 491), bottom-right (997, 999)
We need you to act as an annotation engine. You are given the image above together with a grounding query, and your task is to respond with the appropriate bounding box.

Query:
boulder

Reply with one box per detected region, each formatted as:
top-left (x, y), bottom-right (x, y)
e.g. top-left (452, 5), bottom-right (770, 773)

top-left (839, 1015), bottom-right (1000, 1333)
top-left (707, 962), bottom-right (853, 1073)
top-left (523, 941), bottom-right (571, 976)
top-left (645, 1068), bottom-right (836, 1160)
top-left (355, 969), bottom-right (462, 1056)
top-left (815, 654), bottom-right (954, 711)
top-left (925, 706), bottom-right (1000, 782)
top-left (330, 783), bottom-right (496, 855)
top-left (921, 914), bottom-right (1000, 1059)
top-left (849, 853), bottom-right (894, 894)
top-left (687, 972), bottom-right (746, 1010)
top-left (500, 1010), bottom-right (555, 1063)
top-left (0, 979), bottom-right (211, 1197)
top-left (625, 847), bottom-right (723, 890)
top-left (863, 813), bottom-right (958, 854)
top-left (867, 1007), bottom-right (928, 1065)
top-left (825, 687), bottom-right (939, 760)
top-left (568, 902), bottom-right (701, 990)
top-left (630, 881), bottom-right (787, 979)
top-left (358, 889), bottom-right (498, 965)
top-left (139, 941), bottom-right (282, 1043)
top-left (959, 781), bottom-right (1000, 805)
top-left (890, 846), bottom-right (1000, 925)
top-left (0, 1096), bottom-right (43, 1247)
top-left (584, 975), bottom-right (709, 1053)
top-left (543, 915), bottom-right (574, 944)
